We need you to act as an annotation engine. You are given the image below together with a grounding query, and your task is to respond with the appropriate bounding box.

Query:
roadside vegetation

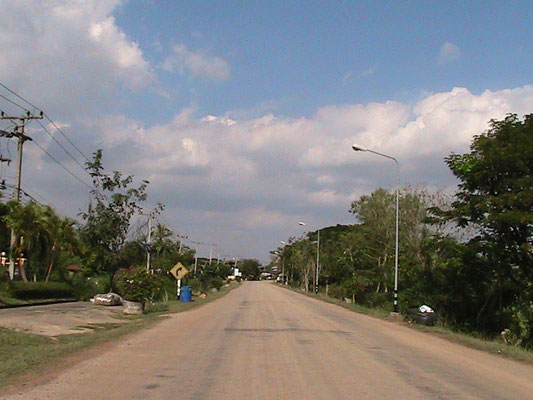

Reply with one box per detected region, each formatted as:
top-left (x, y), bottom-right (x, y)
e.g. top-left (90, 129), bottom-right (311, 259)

top-left (0, 149), bottom-right (255, 308)
top-left (271, 114), bottom-right (533, 350)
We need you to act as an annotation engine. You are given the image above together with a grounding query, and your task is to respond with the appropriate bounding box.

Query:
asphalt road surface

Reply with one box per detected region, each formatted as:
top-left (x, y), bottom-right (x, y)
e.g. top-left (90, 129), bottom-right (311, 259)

top-left (4, 282), bottom-right (533, 400)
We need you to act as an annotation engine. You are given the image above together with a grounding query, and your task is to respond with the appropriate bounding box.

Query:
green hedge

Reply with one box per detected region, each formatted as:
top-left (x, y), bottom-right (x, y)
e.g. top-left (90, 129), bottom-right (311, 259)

top-left (9, 281), bottom-right (74, 300)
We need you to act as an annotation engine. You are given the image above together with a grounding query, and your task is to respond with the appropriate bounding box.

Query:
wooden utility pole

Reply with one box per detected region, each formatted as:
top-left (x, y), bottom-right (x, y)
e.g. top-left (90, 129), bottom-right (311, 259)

top-left (0, 111), bottom-right (43, 280)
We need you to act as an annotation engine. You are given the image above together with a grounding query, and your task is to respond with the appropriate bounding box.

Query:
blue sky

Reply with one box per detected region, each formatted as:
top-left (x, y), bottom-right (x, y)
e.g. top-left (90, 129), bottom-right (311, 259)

top-left (113, 1), bottom-right (533, 122)
top-left (0, 1), bottom-right (532, 261)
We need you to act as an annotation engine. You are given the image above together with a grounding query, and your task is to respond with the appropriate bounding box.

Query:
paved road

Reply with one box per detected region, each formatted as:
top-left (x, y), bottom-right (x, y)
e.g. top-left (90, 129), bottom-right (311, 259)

top-left (3, 282), bottom-right (533, 400)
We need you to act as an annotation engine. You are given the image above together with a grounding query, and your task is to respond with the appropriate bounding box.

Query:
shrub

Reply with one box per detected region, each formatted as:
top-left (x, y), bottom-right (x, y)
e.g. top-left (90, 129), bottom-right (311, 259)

top-left (114, 268), bottom-right (163, 303)
top-left (328, 284), bottom-right (347, 300)
top-left (70, 275), bottom-right (111, 301)
top-left (211, 277), bottom-right (224, 290)
top-left (9, 281), bottom-right (74, 300)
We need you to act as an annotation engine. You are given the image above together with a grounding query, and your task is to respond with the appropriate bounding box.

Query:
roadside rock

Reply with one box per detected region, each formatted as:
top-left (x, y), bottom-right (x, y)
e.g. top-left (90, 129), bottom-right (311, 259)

top-left (91, 293), bottom-right (123, 306)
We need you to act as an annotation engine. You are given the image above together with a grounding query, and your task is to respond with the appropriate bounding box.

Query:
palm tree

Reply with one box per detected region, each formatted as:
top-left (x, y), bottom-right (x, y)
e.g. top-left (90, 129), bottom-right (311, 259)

top-left (151, 223), bottom-right (174, 257)
top-left (3, 202), bottom-right (77, 282)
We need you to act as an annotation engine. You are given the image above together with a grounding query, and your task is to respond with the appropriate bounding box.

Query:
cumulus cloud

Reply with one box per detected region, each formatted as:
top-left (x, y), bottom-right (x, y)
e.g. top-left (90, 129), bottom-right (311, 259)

top-left (4, 83), bottom-right (533, 259)
top-left (0, 0), bottom-right (155, 114)
top-left (438, 42), bottom-right (461, 64)
top-left (85, 86), bottom-right (533, 229)
top-left (162, 44), bottom-right (230, 80)
top-left (0, 1), bottom-right (531, 260)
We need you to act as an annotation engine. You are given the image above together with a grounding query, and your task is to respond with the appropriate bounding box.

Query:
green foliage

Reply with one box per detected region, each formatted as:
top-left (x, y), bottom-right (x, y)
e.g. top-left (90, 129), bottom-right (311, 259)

top-left (239, 259), bottom-right (261, 280)
top-left (272, 114), bottom-right (532, 347)
top-left (437, 114), bottom-right (533, 338)
top-left (2, 201), bottom-right (78, 282)
top-left (114, 268), bottom-right (163, 303)
top-left (8, 281), bottom-right (74, 300)
top-left (69, 275), bottom-right (111, 301)
top-left (79, 149), bottom-right (161, 277)
top-left (195, 262), bottom-right (230, 292)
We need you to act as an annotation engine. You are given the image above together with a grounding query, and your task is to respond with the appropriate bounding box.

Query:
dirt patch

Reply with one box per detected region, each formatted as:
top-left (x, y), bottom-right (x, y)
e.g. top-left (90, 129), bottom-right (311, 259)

top-left (0, 302), bottom-right (128, 336)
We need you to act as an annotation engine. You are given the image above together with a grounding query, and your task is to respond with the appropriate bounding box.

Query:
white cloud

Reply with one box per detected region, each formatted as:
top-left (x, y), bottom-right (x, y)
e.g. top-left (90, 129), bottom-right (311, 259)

top-left (4, 84), bottom-right (532, 260)
top-left (237, 207), bottom-right (291, 229)
top-left (342, 66), bottom-right (375, 85)
top-left (0, 0), bottom-right (530, 261)
top-left (162, 44), bottom-right (230, 81)
top-left (85, 86), bottom-right (533, 227)
top-left (0, 0), bottom-right (155, 114)
top-left (438, 42), bottom-right (461, 64)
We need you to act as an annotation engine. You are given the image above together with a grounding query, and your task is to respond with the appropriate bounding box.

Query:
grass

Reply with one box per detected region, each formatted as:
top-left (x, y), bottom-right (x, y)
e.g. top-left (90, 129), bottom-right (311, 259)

top-left (0, 281), bottom-right (239, 390)
top-left (0, 291), bottom-right (76, 308)
top-left (279, 283), bottom-right (533, 365)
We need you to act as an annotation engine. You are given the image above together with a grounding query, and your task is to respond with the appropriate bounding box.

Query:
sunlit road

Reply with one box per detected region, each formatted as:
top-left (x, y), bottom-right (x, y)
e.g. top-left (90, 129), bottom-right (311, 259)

top-left (4, 281), bottom-right (533, 400)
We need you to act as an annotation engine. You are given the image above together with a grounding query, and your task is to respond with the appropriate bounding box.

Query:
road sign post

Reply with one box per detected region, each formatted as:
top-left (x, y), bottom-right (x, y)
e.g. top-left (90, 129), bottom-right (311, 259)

top-left (170, 262), bottom-right (189, 299)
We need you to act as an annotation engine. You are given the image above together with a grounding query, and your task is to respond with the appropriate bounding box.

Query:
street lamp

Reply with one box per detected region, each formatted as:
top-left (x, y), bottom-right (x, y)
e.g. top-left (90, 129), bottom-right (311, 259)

top-left (278, 241), bottom-right (287, 285)
top-left (352, 144), bottom-right (400, 314)
top-left (298, 221), bottom-right (320, 294)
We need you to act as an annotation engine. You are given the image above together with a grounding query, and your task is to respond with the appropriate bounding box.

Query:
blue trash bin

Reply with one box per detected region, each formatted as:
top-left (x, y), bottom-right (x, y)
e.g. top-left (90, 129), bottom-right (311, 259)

top-left (180, 285), bottom-right (192, 302)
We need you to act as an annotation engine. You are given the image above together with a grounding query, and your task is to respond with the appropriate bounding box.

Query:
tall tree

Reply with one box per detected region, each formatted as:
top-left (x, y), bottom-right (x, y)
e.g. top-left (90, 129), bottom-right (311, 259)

top-left (80, 149), bottom-right (159, 278)
top-left (440, 114), bottom-right (533, 336)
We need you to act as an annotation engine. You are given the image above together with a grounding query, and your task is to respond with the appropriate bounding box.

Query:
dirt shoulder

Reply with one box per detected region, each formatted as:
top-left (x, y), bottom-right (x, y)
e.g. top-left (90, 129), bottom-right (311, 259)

top-left (0, 282), bottom-right (241, 395)
top-left (277, 283), bottom-right (533, 365)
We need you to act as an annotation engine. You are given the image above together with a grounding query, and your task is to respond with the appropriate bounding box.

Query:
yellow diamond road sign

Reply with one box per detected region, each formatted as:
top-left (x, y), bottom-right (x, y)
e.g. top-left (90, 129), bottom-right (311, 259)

top-left (170, 262), bottom-right (189, 280)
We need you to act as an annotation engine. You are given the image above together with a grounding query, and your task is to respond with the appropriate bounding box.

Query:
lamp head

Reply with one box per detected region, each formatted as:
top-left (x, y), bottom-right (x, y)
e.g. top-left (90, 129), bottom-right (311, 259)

top-left (298, 221), bottom-right (306, 226)
top-left (352, 144), bottom-right (367, 152)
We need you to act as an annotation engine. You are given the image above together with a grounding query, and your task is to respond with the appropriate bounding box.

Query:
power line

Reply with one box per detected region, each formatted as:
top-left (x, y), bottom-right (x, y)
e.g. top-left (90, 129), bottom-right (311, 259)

top-left (30, 137), bottom-right (93, 190)
top-left (0, 82), bottom-right (92, 163)
top-left (36, 119), bottom-right (87, 172)
top-left (3, 182), bottom-right (43, 206)
top-left (0, 93), bottom-right (30, 113)
top-left (43, 114), bottom-right (91, 163)
top-left (20, 182), bottom-right (55, 207)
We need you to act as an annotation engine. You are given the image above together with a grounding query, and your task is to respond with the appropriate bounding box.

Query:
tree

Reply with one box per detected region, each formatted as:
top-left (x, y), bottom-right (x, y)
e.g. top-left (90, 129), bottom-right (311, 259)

top-left (3, 202), bottom-right (77, 282)
top-left (79, 149), bottom-right (159, 278)
top-left (239, 259), bottom-right (261, 280)
top-left (349, 187), bottom-right (435, 297)
top-left (438, 114), bottom-right (533, 340)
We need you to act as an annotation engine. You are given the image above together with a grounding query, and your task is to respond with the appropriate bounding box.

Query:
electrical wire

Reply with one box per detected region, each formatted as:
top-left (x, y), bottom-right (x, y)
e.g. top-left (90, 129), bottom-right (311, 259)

top-left (0, 93), bottom-right (30, 113)
top-left (0, 82), bottom-right (91, 163)
top-left (0, 82), bottom-right (155, 218)
top-left (30, 138), bottom-right (93, 190)
top-left (36, 119), bottom-right (87, 172)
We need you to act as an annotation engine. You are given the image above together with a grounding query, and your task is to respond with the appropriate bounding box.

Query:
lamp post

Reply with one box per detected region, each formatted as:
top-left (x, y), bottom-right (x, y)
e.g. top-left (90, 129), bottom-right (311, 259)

top-left (352, 144), bottom-right (400, 313)
top-left (177, 235), bottom-right (188, 254)
top-left (278, 242), bottom-right (288, 285)
top-left (298, 221), bottom-right (320, 294)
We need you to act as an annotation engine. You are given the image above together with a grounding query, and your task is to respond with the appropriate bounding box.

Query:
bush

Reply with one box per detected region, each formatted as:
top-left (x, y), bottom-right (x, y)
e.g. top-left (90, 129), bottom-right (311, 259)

top-left (114, 268), bottom-right (163, 303)
top-left (9, 281), bottom-right (74, 300)
top-left (211, 277), bottom-right (224, 290)
top-left (328, 284), bottom-right (347, 300)
top-left (70, 275), bottom-right (111, 301)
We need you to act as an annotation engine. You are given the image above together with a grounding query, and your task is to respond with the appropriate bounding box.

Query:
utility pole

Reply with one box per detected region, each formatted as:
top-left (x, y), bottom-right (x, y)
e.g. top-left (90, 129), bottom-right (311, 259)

top-left (140, 210), bottom-right (155, 273)
top-left (209, 244), bottom-right (213, 265)
top-left (146, 215), bottom-right (152, 272)
top-left (315, 229), bottom-right (320, 294)
top-left (194, 243), bottom-right (199, 275)
top-left (0, 111), bottom-right (43, 280)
